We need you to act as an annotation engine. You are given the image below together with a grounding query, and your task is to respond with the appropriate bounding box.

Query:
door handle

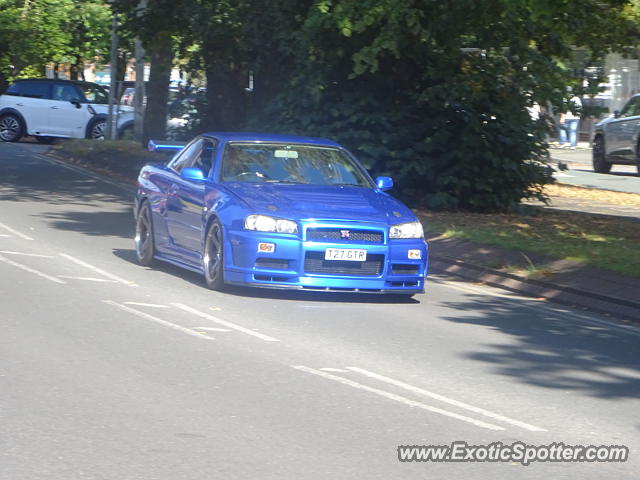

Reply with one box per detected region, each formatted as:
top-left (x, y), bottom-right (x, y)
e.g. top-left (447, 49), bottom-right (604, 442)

top-left (50, 106), bottom-right (60, 109)
top-left (168, 184), bottom-right (179, 196)
top-left (15, 102), bottom-right (24, 107)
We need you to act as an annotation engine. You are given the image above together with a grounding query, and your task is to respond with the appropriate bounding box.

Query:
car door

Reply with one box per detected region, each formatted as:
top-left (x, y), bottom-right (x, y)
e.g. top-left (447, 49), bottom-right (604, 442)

top-left (605, 96), bottom-right (640, 159)
top-left (165, 138), bottom-right (217, 254)
top-left (5, 81), bottom-right (52, 135)
top-left (47, 83), bottom-right (87, 137)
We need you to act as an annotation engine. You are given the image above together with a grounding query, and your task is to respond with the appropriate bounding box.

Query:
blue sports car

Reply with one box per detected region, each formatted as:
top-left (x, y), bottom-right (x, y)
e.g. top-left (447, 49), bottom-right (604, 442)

top-left (134, 133), bottom-right (428, 295)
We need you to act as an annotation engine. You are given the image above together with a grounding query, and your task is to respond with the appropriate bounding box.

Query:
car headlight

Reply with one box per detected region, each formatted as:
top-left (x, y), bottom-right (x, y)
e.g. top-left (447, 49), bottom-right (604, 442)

top-left (244, 215), bottom-right (298, 234)
top-left (389, 221), bottom-right (424, 239)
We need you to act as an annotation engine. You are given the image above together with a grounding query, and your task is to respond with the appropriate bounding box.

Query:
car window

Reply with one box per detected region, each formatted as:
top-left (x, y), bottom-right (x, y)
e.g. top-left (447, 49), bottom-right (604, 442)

top-left (76, 83), bottom-right (109, 104)
top-left (11, 82), bottom-right (50, 99)
top-left (620, 97), bottom-right (640, 117)
top-left (221, 143), bottom-right (372, 187)
top-left (169, 139), bottom-right (206, 175)
top-left (4, 84), bottom-right (21, 96)
top-left (52, 84), bottom-right (80, 102)
top-left (196, 140), bottom-right (217, 176)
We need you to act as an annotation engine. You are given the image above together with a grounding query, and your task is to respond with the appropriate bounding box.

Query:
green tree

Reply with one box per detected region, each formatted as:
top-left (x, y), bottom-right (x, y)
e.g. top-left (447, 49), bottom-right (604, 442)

top-left (0, 0), bottom-right (72, 90)
top-left (246, 0), bottom-right (639, 211)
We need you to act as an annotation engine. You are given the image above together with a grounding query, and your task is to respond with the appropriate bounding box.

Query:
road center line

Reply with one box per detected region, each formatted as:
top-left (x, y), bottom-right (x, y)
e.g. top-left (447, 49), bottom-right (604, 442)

top-left (58, 275), bottom-right (119, 283)
top-left (346, 367), bottom-right (546, 432)
top-left (171, 303), bottom-right (280, 342)
top-left (292, 366), bottom-right (505, 431)
top-left (123, 302), bottom-right (170, 308)
top-left (102, 300), bottom-right (214, 340)
top-left (0, 254), bottom-right (66, 284)
top-left (59, 253), bottom-right (136, 286)
top-left (0, 222), bottom-right (34, 241)
top-left (0, 251), bottom-right (54, 258)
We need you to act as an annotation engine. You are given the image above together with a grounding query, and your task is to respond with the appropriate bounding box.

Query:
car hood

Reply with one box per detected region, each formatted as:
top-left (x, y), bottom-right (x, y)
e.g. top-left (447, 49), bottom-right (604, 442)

top-left (224, 182), bottom-right (417, 225)
top-left (595, 114), bottom-right (616, 128)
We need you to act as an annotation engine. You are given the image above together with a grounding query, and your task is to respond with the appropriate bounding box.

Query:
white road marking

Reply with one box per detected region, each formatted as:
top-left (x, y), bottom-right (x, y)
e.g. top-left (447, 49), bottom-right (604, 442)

top-left (0, 253), bottom-right (66, 284)
top-left (102, 300), bottom-right (214, 340)
top-left (194, 326), bottom-right (232, 332)
top-left (431, 277), bottom-right (640, 337)
top-left (292, 366), bottom-right (505, 431)
top-left (347, 367), bottom-right (546, 432)
top-left (553, 173), bottom-right (575, 178)
top-left (58, 275), bottom-right (119, 283)
top-left (59, 253), bottom-right (136, 286)
top-left (0, 222), bottom-right (34, 241)
top-left (123, 302), bottom-right (170, 308)
top-left (0, 251), bottom-right (54, 258)
top-left (0, 234), bottom-right (11, 238)
top-left (319, 368), bottom-right (349, 373)
top-left (172, 303), bottom-right (280, 342)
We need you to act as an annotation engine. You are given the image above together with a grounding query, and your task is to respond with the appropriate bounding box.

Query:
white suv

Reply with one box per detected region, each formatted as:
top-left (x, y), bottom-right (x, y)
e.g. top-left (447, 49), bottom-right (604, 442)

top-left (0, 79), bottom-right (134, 143)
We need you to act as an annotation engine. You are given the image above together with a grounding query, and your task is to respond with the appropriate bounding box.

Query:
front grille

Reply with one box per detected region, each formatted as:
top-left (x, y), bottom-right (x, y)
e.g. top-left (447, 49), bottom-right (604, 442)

top-left (255, 258), bottom-right (289, 270)
top-left (304, 251), bottom-right (384, 276)
top-left (391, 264), bottom-right (420, 275)
top-left (306, 228), bottom-right (383, 243)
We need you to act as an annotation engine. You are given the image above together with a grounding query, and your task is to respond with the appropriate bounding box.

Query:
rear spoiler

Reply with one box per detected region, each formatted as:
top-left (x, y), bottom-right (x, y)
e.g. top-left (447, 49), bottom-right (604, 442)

top-left (147, 139), bottom-right (187, 152)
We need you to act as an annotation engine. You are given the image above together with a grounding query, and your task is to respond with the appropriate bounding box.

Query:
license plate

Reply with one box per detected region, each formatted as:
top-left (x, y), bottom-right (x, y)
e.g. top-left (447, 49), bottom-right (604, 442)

top-left (324, 248), bottom-right (367, 261)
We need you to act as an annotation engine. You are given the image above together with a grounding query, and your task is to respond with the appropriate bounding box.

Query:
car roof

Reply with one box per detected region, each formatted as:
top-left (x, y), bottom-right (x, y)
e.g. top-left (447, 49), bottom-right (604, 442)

top-left (12, 78), bottom-right (102, 87)
top-left (202, 132), bottom-right (341, 147)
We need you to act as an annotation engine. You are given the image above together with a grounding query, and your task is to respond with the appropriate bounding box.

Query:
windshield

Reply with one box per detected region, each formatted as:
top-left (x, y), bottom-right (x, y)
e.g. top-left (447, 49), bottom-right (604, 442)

top-left (221, 143), bottom-right (373, 187)
top-left (77, 83), bottom-right (109, 104)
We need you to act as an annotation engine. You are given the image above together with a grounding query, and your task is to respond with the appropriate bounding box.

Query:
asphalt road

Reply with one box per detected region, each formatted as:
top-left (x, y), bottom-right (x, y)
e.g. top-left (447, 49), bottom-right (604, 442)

top-left (1, 142), bottom-right (639, 480)
top-left (550, 147), bottom-right (640, 194)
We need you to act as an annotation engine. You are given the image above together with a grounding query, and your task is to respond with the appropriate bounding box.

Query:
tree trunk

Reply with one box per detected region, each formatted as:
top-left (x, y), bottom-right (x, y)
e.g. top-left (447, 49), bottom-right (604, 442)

top-left (203, 50), bottom-right (246, 131)
top-left (0, 73), bottom-right (9, 93)
top-left (142, 34), bottom-right (173, 145)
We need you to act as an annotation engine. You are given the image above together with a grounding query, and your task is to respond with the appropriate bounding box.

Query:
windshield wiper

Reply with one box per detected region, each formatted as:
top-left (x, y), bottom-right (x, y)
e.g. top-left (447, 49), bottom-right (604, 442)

top-left (265, 179), bottom-right (306, 184)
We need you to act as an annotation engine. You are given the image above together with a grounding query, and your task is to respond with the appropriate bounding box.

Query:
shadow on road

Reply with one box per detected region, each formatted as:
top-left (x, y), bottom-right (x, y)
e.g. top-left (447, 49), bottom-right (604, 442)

top-left (0, 155), bottom-right (129, 206)
top-left (37, 209), bottom-right (134, 239)
top-left (112, 248), bottom-right (421, 304)
top-left (439, 294), bottom-right (640, 399)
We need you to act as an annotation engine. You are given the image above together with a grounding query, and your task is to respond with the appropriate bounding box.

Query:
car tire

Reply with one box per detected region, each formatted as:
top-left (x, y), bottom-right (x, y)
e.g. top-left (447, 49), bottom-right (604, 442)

top-left (135, 201), bottom-right (156, 266)
top-left (592, 136), bottom-right (612, 174)
top-left (35, 136), bottom-right (56, 144)
top-left (0, 113), bottom-right (24, 142)
top-left (203, 219), bottom-right (225, 291)
top-left (87, 118), bottom-right (106, 140)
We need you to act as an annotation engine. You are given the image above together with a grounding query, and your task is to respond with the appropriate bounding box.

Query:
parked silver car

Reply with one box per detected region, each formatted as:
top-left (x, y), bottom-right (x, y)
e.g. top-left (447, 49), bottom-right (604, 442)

top-left (592, 94), bottom-right (640, 174)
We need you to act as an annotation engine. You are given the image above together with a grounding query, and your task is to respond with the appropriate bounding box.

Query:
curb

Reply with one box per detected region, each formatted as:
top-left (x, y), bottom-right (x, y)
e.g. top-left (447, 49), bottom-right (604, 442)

top-left (430, 256), bottom-right (640, 324)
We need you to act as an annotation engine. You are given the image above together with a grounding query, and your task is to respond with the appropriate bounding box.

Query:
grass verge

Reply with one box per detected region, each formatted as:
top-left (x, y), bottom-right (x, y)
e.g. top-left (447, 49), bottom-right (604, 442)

top-left (419, 208), bottom-right (640, 278)
top-left (48, 139), bottom-right (160, 185)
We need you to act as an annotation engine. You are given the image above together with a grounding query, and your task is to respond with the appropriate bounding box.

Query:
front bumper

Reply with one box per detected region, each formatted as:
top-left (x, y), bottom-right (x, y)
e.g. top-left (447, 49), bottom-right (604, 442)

top-left (223, 222), bottom-right (428, 294)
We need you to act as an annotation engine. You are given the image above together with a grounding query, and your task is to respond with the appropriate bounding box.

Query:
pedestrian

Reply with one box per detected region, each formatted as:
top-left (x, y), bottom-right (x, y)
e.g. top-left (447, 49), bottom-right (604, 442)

top-left (559, 93), bottom-right (582, 149)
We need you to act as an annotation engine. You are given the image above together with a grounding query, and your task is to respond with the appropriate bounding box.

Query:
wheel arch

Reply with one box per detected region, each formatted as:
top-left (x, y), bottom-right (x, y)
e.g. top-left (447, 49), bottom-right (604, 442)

top-left (117, 120), bottom-right (134, 139)
top-left (84, 113), bottom-right (107, 139)
top-left (0, 108), bottom-right (27, 131)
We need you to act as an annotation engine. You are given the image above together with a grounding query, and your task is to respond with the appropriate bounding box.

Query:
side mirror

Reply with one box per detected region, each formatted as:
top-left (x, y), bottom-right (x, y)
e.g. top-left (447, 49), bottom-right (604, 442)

top-left (70, 98), bottom-right (82, 109)
top-left (181, 167), bottom-right (205, 182)
top-left (614, 110), bottom-right (621, 118)
top-left (376, 176), bottom-right (393, 191)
